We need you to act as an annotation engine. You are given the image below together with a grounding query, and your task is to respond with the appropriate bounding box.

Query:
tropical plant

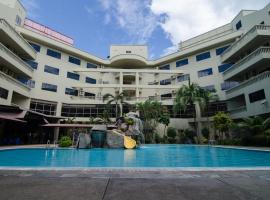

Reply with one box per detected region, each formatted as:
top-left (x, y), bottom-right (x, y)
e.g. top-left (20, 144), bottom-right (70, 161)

top-left (158, 108), bottom-right (170, 137)
top-left (237, 116), bottom-right (270, 136)
top-left (59, 136), bottom-right (72, 147)
top-left (213, 112), bottom-right (233, 140)
top-left (103, 92), bottom-right (128, 118)
top-left (173, 81), bottom-right (208, 139)
top-left (136, 99), bottom-right (163, 143)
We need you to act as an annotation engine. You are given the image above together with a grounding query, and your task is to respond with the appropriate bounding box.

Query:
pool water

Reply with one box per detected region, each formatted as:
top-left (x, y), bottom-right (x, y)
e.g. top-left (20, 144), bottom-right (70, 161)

top-left (1, 145), bottom-right (270, 168)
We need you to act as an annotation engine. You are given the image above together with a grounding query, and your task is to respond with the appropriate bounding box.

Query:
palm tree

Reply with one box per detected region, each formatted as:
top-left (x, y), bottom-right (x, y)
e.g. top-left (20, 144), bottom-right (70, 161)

top-left (102, 92), bottom-right (128, 118)
top-left (173, 81), bottom-right (207, 139)
top-left (238, 116), bottom-right (270, 136)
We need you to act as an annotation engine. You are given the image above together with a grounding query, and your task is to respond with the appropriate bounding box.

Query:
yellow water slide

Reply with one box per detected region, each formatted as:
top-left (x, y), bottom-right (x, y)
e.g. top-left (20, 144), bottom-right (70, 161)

top-left (111, 130), bottom-right (137, 149)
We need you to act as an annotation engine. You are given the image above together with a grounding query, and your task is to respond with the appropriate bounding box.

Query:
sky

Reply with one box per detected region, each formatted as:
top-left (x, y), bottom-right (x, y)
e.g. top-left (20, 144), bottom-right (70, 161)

top-left (21, 0), bottom-right (269, 60)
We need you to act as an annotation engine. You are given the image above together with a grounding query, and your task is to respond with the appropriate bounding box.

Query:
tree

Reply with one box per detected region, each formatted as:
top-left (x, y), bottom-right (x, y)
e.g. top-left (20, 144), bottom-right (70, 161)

top-left (237, 116), bottom-right (270, 136)
top-left (136, 99), bottom-right (163, 143)
top-left (173, 82), bottom-right (207, 138)
top-left (158, 108), bottom-right (170, 137)
top-left (213, 112), bottom-right (233, 140)
top-left (102, 92), bottom-right (128, 118)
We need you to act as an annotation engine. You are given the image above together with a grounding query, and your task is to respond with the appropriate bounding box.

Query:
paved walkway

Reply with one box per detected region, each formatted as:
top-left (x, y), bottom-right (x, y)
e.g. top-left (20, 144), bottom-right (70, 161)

top-left (0, 170), bottom-right (270, 200)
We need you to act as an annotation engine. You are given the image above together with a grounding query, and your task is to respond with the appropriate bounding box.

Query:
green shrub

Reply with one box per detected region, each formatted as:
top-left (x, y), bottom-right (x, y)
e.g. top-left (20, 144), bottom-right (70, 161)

top-left (201, 127), bottom-right (210, 139)
top-left (167, 127), bottom-right (177, 138)
top-left (59, 136), bottom-right (72, 147)
top-left (154, 133), bottom-right (163, 143)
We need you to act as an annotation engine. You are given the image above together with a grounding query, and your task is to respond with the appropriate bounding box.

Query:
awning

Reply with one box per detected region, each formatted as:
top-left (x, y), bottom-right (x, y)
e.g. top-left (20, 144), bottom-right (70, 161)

top-left (0, 113), bottom-right (27, 123)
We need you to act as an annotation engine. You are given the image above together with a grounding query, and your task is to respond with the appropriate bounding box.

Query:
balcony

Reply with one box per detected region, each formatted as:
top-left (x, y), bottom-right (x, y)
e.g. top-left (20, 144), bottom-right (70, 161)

top-left (223, 47), bottom-right (270, 81)
top-left (0, 19), bottom-right (36, 60)
top-left (0, 71), bottom-right (31, 97)
top-left (221, 25), bottom-right (270, 63)
top-left (0, 43), bottom-right (33, 78)
top-left (110, 54), bottom-right (148, 68)
top-left (228, 106), bottom-right (248, 119)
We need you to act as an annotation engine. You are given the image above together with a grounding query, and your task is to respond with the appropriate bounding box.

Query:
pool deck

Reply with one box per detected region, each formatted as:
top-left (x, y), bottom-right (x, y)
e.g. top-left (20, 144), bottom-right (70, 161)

top-left (0, 169), bottom-right (270, 200)
top-left (1, 145), bottom-right (270, 199)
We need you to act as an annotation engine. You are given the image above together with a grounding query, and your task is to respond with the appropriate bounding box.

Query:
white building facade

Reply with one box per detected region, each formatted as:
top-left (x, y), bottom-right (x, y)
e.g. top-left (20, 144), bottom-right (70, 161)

top-left (0, 0), bottom-right (270, 133)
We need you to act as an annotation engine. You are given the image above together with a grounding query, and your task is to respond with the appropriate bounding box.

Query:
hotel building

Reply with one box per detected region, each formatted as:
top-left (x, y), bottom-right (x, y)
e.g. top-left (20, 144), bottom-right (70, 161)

top-left (0, 0), bottom-right (270, 141)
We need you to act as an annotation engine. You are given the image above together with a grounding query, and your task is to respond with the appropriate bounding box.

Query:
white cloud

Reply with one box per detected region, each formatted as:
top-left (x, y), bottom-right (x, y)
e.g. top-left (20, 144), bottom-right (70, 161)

top-left (21, 0), bottom-right (40, 19)
top-left (98, 0), bottom-right (159, 44)
top-left (150, 0), bottom-right (269, 56)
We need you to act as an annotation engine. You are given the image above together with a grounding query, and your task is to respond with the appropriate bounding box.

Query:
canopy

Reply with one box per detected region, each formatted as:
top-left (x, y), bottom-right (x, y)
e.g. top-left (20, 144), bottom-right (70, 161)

top-left (0, 113), bottom-right (27, 123)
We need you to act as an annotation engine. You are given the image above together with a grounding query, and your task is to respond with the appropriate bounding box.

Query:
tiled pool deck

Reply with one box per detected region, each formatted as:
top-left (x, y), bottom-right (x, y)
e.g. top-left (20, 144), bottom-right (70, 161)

top-left (1, 145), bottom-right (270, 199)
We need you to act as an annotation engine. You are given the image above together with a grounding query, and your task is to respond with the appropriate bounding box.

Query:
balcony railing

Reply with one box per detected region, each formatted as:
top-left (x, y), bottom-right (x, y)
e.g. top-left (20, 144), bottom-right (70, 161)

top-left (226, 71), bottom-right (270, 95)
top-left (221, 25), bottom-right (270, 59)
top-left (0, 42), bottom-right (34, 75)
top-left (0, 71), bottom-right (31, 92)
top-left (223, 47), bottom-right (270, 76)
top-left (0, 19), bottom-right (36, 58)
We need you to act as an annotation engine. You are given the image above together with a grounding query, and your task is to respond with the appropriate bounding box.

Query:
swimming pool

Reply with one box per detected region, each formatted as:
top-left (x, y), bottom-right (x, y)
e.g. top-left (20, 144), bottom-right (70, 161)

top-left (1, 145), bottom-right (270, 169)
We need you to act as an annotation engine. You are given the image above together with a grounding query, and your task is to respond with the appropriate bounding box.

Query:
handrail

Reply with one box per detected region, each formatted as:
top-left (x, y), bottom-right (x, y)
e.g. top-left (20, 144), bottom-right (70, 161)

top-left (223, 47), bottom-right (270, 75)
top-left (221, 25), bottom-right (270, 57)
top-left (0, 71), bottom-right (31, 91)
top-left (0, 42), bottom-right (34, 72)
top-left (226, 71), bottom-right (270, 94)
top-left (0, 18), bottom-right (36, 54)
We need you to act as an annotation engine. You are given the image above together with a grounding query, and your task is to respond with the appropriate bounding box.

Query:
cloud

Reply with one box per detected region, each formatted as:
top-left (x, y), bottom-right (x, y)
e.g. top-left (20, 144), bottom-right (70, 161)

top-left (150, 0), bottom-right (269, 56)
top-left (98, 0), bottom-right (159, 44)
top-left (21, 0), bottom-right (40, 19)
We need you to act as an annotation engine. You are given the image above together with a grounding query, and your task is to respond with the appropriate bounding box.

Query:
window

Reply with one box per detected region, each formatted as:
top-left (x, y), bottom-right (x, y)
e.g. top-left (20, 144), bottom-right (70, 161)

top-left (30, 100), bottom-right (57, 116)
top-left (29, 42), bottom-right (41, 52)
top-left (41, 83), bottom-right (57, 92)
top-left (176, 59), bottom-right (188, 67)
top-left (261, 21), bottom-right (265, 25)
top-left (126, 51), bottom-right (132, 53)
top-left (160, 79), bottom-right (171, 85)
top-left (202, 85), bottom-right (215, 92)
top-left (236, 20), bottom-right (242, 30)
top-left (65, 88), bottom-right (78, 96)
top-left (221, 82), bottom-right (239, 90)
top-left (47, 49), bottom-right (61, 59)
top-left (85, 92), bottom-right (95, 98)
top-left (25, 60), bottom-right (38, 69)
top-left (159, 64), bottom-right (170, 70)
top-left (249, 89), bottom-right (266, 103)
top-left (0, 87), bottom-right (8, 99)
top-left (44, 65), bottom-right (59, 75)
top-left (67, 72), bottom-right (80, 80)
top-left (198, 68), bottom-right (213, 77)
top-left (218, 63), bottom-right (233, 73)
top-left (15, 15), bottom-right (21, 25)
top-left (85, 77), bottom-right (96, 84)
top-left (29, 80), bottom-right (35, 88)
top-left (69, 56), bottom-right (81, 65)
top-left (161, 93), bottom-right (172, 99)
top-left (177, 74), bottom-right (190, 82)
top-left (87, 63), bottom-right (98, 68)
top-left (196, 52), bottom-right (211, 61)
top-left (216, 46), bottom-right (229, 55)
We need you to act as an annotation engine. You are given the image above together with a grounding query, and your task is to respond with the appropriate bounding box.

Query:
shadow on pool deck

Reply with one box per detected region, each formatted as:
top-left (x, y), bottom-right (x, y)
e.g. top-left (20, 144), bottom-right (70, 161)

top-left (0, 170), bottom-right (270, 200)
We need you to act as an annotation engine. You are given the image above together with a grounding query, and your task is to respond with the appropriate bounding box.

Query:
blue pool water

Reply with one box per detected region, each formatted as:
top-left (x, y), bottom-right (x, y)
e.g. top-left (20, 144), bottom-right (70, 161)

top-left (1, 145), bottom-right (270, 168)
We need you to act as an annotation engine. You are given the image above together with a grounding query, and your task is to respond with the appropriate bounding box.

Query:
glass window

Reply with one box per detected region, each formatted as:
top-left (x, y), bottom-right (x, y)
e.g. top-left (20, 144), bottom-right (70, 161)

top-left (65, 88), bottom-right (78, 96)
top-left (15, 15), bottom-right (21, 25)
top-left (160, 79), bottom-right (171, 85)
top-left (85, 77), bottom-right (96, 84)
top-left (159, 64), bottom-right (170, 70)
top-left (202, 85), bottom-right (215, 92)
top-left (216, 46), bottom-right (229, 55)
top-left (218, 63), bottom-right (233, 73)
top-left (0, 87), bottom-right (8, 99)
top-left (47, 49), bottom-right (61, 59)
top-left (69, 56), bottom-right (81, 65)
top-left (196, 52), bottom-right (211, 61)
top-left (176, 59), bottom-right (188, 67)
top-left (177, 74), bottom-right (190, 82)
top-left (44, 65), bottom-right (59, 75)
top-left (249, 89), bottom-right (266, 103)
top-left (67, 72), bottom-right (80, 80)
top-left (221, 81), bottom-right (239, 90)
top-left (198, 68), bottom-right (213, 77)
top-left (85, 92), bottom-right (95, 97)
top-left (24, 60), bottom-right (38, 70)
top-left (87, 63), bottom-right (98, 68)
top-left (29, 42), bottom-right (41, 52)
top-left (41, 83), bottom-right (57, 92)
top-left (236, 20), bottom-right (242, 30)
